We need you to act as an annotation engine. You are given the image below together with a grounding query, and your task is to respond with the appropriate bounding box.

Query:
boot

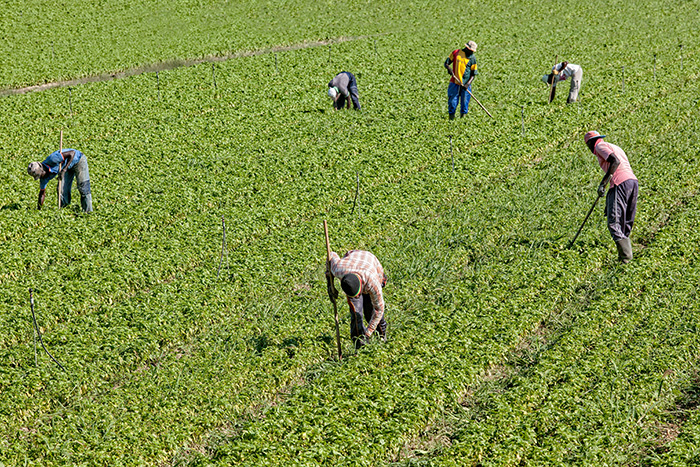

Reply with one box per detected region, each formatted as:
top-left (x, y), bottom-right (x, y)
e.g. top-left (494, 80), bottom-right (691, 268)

top-left (377, 321), bottom-right (388, 343)
top-left (448, 113), bottom-right (455, 120)
top-left (460, 112), bottom-right (467, 118)
top-left (615, 237), bottom-right (633, 264)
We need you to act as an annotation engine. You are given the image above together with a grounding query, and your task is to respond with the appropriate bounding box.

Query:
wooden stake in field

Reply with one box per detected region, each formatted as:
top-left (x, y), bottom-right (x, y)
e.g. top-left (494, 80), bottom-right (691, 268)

top-left (323, 221), bottom-right (343, 361)
top-left (275, 53), bottom-right (278, 74)
top-left (57, 130), bottom-right (63, 208)
top-left (68, 87), bottom-right (72, 115)
top-left (653, 53), bottom-right (657, 80)
top-left (217, 215), bottom-right (229, 278)
top-left (549, 55), bottom-right (558, 103)
top-left (351, 172), bottom-right (360, 215)
top-left (521, 105), bottom-right (525, 136)
top-left (156, 71), bottom-right (161, 100)
top-left (622, 66), bottom-right (625, 94)
top-left (680, 44), bottom-right (683, 71)
top-left (212, 63), bottom-right (217, 89)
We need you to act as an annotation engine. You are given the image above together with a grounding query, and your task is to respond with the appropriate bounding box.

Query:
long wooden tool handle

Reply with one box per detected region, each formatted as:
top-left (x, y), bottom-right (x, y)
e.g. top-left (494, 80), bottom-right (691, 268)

top-left (466, 89), bottom-right (494, 118)
top-left (549, 55), bottom-right (558, 103)
top-left (323, 220), bottom-right (342, 360)
top-left (568, 194), bottom-right (602, 249)
top-left (57, 130), bottom-right (63, 208)
top-left (324, 220), bottom-right (332, 261)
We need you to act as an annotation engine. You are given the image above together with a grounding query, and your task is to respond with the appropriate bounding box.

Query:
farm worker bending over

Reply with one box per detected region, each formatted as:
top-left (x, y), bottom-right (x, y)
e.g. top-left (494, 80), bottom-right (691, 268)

top-left (27, 148), bottom-right (93, 213)
top-left (543, 61), bottom-right (583, 103)
top-left (444, 40), bottom-right (478, 119)
top-left (328, 71), bottom-right (361, 110)
top-left (584, 131), bottom-right (638, 263)
top-left (329, 249), bottom-right (387, 349)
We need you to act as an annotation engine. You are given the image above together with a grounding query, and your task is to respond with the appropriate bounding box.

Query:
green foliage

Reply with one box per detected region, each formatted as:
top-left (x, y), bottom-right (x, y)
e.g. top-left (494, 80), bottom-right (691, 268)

top-left (0, 0), bottom-right (699, 466)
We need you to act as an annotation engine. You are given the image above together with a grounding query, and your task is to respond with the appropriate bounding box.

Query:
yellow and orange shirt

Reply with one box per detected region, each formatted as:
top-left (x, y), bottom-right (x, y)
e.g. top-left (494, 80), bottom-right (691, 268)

top-left (448, 49), bottom-right (478, 85)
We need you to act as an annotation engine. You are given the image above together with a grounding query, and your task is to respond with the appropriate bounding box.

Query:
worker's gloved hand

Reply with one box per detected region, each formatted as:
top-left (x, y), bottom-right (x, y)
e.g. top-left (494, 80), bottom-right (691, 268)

top-left (597, 184), bottom-right (606, 197)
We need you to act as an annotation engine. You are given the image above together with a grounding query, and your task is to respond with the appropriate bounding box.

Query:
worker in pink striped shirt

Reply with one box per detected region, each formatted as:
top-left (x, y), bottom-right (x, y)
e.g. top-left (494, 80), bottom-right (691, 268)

top-left (329, 249), bottom-right (388, 348)
top-left (584, 131), bottom-right (638, 263)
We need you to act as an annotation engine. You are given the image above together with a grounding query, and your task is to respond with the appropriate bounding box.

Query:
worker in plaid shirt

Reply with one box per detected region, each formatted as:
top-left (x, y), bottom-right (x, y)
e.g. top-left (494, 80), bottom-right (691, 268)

top-left (329, 250), bottom-right (388, 349)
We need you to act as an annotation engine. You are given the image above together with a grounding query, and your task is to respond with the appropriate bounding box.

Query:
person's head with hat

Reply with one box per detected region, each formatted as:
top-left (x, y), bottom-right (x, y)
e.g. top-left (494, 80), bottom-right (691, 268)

top-left (341, 273), bottom-right (362, 298)
top-left (328, 86), bottom-right (340, 102)
top-left (27, 161), bottom-right (47, 180)
top-left (584, 130), bottom-right (606, 153)
top-left (464, 41), bottom-right (477, 56)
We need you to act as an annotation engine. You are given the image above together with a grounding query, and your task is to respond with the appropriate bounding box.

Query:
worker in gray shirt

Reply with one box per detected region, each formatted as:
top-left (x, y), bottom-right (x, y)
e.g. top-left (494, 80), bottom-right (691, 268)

top-left (328, 71), bottom-right (361, 110)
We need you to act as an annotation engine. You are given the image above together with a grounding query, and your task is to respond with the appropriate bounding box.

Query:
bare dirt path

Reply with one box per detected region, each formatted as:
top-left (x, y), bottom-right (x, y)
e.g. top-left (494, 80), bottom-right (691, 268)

top-left (0, 33), bottom-right (385, 97)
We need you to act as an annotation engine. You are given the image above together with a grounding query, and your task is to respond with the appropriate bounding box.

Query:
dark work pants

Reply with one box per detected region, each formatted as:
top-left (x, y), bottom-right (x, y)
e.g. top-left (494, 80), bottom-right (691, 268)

top-left (336, 72), bottom-right (361, 110)
top-left (606, 178), bottom-right (638, 241)
top-left (347, 293), bottom-right (386, 349)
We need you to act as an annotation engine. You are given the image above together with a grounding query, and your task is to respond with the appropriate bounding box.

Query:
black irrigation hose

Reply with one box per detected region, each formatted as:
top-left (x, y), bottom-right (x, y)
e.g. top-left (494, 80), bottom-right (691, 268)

top-left (28, 288), bottom-right (66, 372)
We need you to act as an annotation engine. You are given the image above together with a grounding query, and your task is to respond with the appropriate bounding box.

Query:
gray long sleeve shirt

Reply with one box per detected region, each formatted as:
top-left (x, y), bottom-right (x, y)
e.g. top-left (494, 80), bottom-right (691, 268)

top-left (329, 72), bottom-right (351, 97)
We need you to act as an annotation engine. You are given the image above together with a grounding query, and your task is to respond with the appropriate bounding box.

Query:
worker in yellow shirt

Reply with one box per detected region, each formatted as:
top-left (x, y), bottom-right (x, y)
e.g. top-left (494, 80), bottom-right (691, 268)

top-left (444, 41), bottom-right (478, 119)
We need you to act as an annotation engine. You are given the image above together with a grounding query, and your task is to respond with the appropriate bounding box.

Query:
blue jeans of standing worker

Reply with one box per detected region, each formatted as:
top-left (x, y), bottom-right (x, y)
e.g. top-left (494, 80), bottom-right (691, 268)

top-left (447, 81), bottom-right (471, 116)
top-left (347, 293), bottom-right (387, 349)
top-left (61, 155), bottom-right (93, 213)
top-left (606, 179), bottom-right (638, 241)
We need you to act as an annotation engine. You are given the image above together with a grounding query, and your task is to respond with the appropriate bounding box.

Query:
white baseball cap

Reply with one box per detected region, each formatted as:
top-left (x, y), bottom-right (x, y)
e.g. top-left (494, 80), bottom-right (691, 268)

top-left (328, 86), bottom-right (338, 99)
top-left (27, 162), bottom-right (44, 180)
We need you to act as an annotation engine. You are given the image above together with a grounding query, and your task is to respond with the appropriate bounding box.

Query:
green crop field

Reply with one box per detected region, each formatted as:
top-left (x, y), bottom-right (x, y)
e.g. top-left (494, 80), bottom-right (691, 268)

top-left (1, 0), bottom-right (699, 465)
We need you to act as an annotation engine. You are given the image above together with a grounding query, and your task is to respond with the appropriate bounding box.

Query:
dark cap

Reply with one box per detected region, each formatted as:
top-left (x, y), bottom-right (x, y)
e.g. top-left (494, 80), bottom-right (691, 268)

top-left (341, 273), bottom-right (361, 297)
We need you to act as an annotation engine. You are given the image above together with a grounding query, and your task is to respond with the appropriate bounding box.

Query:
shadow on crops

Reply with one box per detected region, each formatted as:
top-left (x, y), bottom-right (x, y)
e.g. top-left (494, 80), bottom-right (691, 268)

top-left (249, 333), bottom-right (303, 358)
top-left (1, 202), bottom-right (21, 211)
top-left (645, 371), bottom-right (700, 462)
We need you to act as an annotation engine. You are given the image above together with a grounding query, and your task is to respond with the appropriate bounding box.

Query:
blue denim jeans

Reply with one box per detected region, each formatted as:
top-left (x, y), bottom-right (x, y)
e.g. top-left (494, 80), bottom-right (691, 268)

top-left (61, 155), bottom-right (93, 212)
top-left (447, 81), bottom-right (471, 115)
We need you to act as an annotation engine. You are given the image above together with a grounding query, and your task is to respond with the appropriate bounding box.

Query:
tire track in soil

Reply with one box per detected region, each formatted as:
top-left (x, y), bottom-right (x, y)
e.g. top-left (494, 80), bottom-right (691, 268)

top-left (0, 33), bottom-right (388, 97)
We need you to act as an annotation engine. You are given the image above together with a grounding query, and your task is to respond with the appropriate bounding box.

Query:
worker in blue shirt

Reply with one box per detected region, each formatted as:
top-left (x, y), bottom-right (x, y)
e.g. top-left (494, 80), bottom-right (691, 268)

top-left (27, 148), bottom-right (93, 212)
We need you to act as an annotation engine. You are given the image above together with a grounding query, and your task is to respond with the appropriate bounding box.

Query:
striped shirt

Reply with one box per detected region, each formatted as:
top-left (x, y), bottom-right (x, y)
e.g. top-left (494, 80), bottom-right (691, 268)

top-left (329, 250), bottom-right (385, 335)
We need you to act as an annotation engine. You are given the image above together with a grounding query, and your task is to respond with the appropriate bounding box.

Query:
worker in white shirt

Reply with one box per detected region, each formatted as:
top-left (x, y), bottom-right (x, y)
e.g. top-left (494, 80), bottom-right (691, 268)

top-left (542, 61), bottom-right (583, 103)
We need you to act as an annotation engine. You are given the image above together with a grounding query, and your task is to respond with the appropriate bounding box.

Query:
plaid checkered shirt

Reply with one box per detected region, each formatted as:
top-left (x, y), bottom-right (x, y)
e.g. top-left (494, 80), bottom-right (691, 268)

top-left (329, 250), bottom-right (385, 336)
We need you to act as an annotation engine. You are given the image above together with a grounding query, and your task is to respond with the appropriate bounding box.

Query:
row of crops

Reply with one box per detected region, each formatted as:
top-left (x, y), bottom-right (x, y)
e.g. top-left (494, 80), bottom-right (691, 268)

top-left (1, 0), bottom-right (699, 465)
